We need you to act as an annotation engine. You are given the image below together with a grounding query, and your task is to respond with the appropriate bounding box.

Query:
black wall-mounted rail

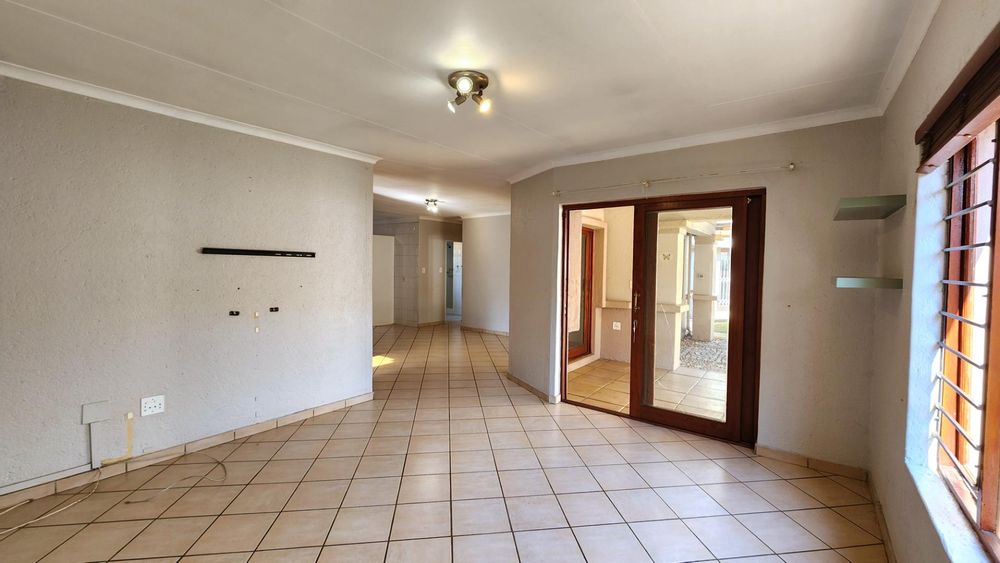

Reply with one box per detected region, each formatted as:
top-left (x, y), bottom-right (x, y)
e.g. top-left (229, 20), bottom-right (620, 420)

top-left (201, 247), bottom-right (316, 258)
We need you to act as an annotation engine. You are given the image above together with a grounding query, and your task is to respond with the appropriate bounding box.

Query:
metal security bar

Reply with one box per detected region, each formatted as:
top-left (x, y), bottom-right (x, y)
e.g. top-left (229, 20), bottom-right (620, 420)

top-left (935, 123), bottom-right (998, 516)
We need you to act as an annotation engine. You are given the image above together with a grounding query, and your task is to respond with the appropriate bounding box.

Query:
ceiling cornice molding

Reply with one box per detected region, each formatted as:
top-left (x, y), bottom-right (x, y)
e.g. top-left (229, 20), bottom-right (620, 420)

top-left (373, 216), bottom-right (420, 225)
top-left (461, 212), bottom-right (511, 220)
top-left (874, 0), bottom-right (941, 112)
top-left (507, 104), bottom-right (883, 184)
top-left (418, 215), bottom-right (463, 224)
top-left (0, 61), bottom-right (382, 165)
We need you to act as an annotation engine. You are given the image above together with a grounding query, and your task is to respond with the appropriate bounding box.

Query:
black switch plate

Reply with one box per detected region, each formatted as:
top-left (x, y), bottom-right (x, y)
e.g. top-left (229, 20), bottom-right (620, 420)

top-left (229, 311), bottom-right (240, 316)
top-left (269, 307), bottom-right (279, 312)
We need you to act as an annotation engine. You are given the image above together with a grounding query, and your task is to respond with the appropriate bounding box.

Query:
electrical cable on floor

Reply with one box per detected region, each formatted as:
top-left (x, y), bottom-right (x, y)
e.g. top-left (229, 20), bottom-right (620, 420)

top-left (0, 452), bottom-right (228, 534)
top-left (123, 452), bottom-right (227, 504)
top-left (0, 469), bottom-right (103, 537)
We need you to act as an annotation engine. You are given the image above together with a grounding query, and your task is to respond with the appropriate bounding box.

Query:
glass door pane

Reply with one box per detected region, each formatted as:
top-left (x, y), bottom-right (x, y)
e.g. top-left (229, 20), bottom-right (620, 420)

top-left (647, 207), bottom-right (732, 422)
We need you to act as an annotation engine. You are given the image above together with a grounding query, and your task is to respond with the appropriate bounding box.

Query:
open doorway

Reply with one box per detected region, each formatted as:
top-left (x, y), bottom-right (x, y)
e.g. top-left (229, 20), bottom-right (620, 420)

top-left (446, 241), bottom-right (462, 321)
top-left (564, 206), bottom-right (633, 412)
top-left (561, 190), bottom-right (764, 445)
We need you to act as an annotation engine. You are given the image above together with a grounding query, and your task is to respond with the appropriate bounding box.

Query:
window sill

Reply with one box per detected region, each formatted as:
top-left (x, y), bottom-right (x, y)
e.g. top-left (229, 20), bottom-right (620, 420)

top-left (907, 462), bottom-right (993, 562)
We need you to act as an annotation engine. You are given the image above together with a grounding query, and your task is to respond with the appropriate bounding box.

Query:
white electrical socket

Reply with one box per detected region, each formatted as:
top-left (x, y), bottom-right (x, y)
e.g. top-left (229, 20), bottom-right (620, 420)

top-left (140, 395), bottom-right (165, 416)
top-left (612, 321), bottom-right (622, 331)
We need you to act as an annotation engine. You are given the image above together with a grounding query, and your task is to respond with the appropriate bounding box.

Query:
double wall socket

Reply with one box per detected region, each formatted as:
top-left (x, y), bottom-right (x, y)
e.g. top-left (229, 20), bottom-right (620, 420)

top-left (140, 395), bottom-right (165, 416)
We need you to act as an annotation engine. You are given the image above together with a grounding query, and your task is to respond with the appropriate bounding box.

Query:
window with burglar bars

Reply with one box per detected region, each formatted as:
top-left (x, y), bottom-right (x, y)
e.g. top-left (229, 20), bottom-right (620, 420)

top-left (936, 119), bottom-right (1000, 541)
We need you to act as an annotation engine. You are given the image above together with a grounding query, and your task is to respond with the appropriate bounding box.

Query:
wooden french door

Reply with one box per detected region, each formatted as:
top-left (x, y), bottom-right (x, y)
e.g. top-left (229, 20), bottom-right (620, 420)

top-left (630, 190), bottom-right (764, 444)
top-left (568, 227), bottom-right (595, 360)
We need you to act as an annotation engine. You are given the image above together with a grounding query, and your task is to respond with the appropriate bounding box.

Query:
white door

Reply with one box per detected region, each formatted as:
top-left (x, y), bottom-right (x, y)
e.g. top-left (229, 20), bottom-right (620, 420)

top-left (453, 242), bottom-right (463, 316)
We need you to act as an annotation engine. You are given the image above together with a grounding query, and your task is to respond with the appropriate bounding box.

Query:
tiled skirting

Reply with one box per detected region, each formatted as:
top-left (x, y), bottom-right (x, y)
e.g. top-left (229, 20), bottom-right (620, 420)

top-left (0, 391), bottom-right (375, 511)
top-left (754, 446), bottom-right (868, 482)
top-left (459, 326), bottom-right (510, 338)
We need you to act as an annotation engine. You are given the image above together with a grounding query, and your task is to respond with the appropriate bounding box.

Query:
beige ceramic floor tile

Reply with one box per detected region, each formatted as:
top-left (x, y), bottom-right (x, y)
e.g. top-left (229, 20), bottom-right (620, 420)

top-left (250, 460), bottom-right (313, 484)
top-left (40, 520), bottom-right (148, 563)
top-left (736, 511), bottom-right (827, 553)
top-left (786, 508), bottom-right (880, 549)
top-left (572, 523), bottom-right (652, 562)
top-left (453, 532), bottom-right (518, 563)
top-left (354, 455), bottom-right (406, 478)
top-left (113, 516), bottom-right (214, 559)
top-left (341, 477), bottom-right (400, 507)
top-left (258, 509), bottom-right (337, 550)
top-left (451, 471), bottom-right (503, 500)
top-left (837, 544), bottom-right (888, 562)
top-left (164, 486), bottom-right (244, 518)
top-left (606, 488), bottom-right (677, 522)
top-left (790, 478), bottom-right (870, 507)
top-left (498, 470), bottom-right (552, 497)
top-left (746, 480), bottom-right (825, 511)
top-left (629, 519), bottom-right (713, 563)
top-left (224, 483), bottom-right (296, 514)
top-left (451, 450), bottom-right (497, 473)
top-left (188, 513), bottom-right (278, 555)
top-left (325, 505), bottom-right (395, 545)
top-left (683, 514), bottom-right (772, 559)
top-left (557, 492), bottom-right (623, 526)
top-left (390, 501), bottom-right (451, 540)
top-left (654, 485), bottom-right (728, 518)
top-left (513, 528), bottom-right (584, 563)
top-left (248, 547), bottom-right (321, 563)
top-left (385, 537), bottom-right (452, 563)
top-left (284, 480), bottom-right (349, 511)
top-left (504, 495), bottom-right (567, 531)
top-left (318, 542), bottom-right (386, 562)
top-left (452, 498), bottom-right (511, 535)
top-left (544, 467), bottom-right (601, 494)
top-left (493, 449), bottom-right (541, 471)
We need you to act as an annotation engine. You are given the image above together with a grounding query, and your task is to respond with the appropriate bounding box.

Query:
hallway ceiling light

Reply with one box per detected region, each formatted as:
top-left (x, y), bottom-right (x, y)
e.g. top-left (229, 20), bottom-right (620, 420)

top-left (446, 70), bottom-right (491, 114)
top-left (425, 198), bottom-right (439, 213)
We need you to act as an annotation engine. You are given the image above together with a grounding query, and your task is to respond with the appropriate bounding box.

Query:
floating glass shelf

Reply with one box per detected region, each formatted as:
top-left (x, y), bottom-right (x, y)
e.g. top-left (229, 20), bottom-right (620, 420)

top-left (833, 195), bottom-right (906, 221)
top-left (833, 277), bottom-right (903, 289)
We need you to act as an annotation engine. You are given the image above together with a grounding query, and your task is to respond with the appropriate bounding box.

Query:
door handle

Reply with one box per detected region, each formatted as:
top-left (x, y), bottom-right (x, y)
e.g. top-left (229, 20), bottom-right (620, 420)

top-left (632, 319), bottom-right (638, 342)
top-left (633, 292), bottom-right (640, 312)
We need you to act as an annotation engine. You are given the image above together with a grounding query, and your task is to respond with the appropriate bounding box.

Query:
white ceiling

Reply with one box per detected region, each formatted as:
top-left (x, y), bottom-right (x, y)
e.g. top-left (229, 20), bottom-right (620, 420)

top-left (0, 0), bottom-right (935, 217)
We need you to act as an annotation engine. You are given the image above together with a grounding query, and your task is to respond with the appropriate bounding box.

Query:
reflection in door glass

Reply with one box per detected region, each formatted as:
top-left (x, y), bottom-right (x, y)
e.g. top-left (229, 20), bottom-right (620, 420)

top-left (650, 207), bottom-right (731, 422)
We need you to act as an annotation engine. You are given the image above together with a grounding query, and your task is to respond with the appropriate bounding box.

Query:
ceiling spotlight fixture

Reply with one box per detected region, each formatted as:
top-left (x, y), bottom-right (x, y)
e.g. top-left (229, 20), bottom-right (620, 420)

top-left (447, 70), bottom-right (491, 114)
top-left (425, 199), bottom-right (439, 213)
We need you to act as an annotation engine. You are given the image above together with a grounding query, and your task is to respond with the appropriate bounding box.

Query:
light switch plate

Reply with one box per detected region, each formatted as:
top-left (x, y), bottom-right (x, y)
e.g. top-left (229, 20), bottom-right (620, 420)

top-left (140, 395), bottom-right (165, 416)
top-left (612, 321), bottom-right (622, 331)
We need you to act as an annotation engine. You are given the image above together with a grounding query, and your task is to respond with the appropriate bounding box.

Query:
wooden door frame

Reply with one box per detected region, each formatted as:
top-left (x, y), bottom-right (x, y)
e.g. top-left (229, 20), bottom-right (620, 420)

top-left (568, 227), bottom-right (595, 360)
top-left (559, 188), bottom-right (765, 447)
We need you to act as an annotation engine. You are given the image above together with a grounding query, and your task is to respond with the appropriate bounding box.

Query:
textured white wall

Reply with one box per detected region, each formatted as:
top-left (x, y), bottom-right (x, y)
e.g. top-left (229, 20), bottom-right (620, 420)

top-left (870, 2), bottom-right (1000, 561)
top-left (373, 235), bottom-right (395, 326)
top-left (461, 215), bottom-right (511, 334)
top-left (603, 207), bottom-right (634, 302)
top-left (511, 119), bottom-right (883, 467)
top-left (0, 77), bottom-right (374, 489)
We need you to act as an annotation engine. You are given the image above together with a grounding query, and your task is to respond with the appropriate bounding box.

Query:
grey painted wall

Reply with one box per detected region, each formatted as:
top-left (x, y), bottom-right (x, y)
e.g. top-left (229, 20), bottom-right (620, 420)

top-left (511, 119), bottom-right (883, 467)
top-left (870, 1), bottom-right (1000, 561)
top-left (0, 77), bottom-right (374, 489)
top-left (461, 215), bottom-right (511, 333)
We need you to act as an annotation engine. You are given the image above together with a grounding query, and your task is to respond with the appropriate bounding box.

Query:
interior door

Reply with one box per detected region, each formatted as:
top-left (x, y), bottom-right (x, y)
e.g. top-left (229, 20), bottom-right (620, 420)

top-left (630, 191), bottom-right (764, 444)
top-left (568, 227), bottom-right (595, 360)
